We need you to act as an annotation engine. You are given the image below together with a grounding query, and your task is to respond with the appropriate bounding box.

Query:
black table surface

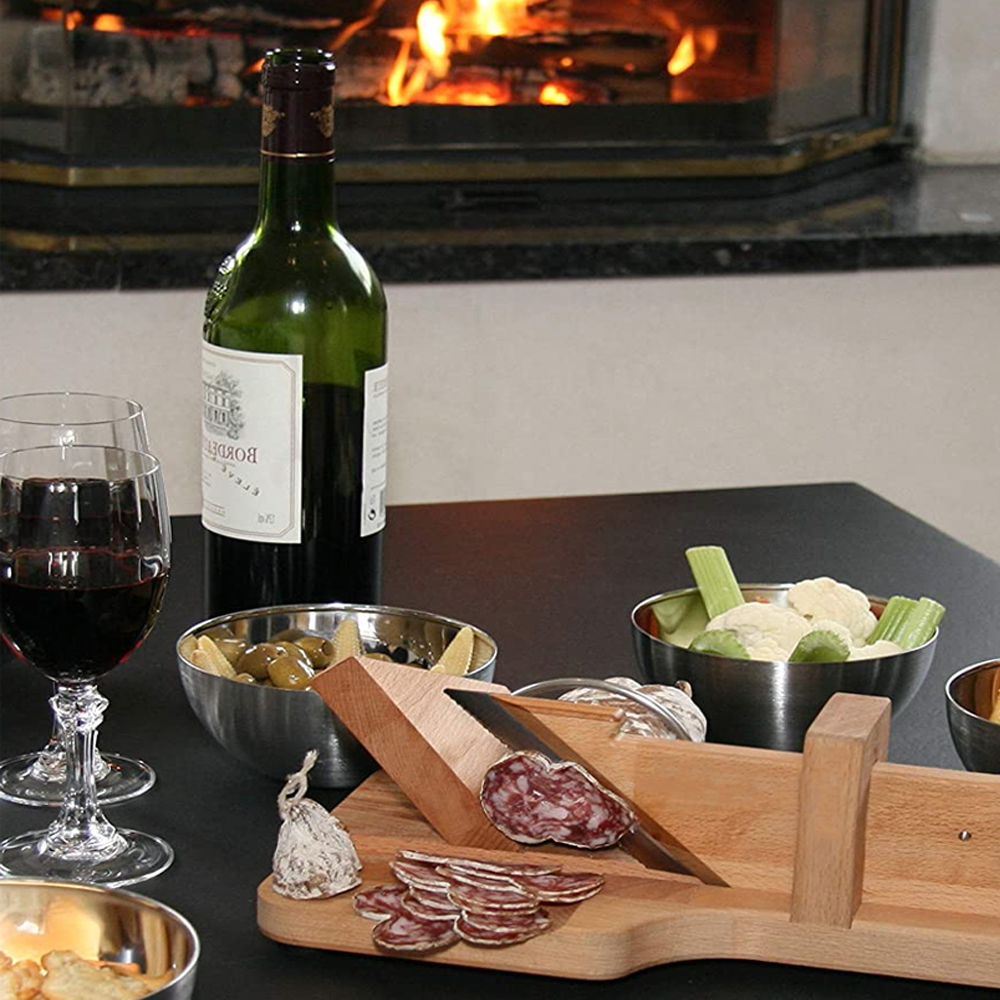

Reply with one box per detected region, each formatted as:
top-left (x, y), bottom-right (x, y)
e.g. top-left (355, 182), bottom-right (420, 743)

top-left (3, 483), bottom-right (1000, 999)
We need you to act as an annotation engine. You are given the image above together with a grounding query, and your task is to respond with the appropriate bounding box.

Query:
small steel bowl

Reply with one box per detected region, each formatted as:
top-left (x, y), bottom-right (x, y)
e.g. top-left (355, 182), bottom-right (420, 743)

top-left (177, 603), bottom-right (497, 788)
top-left (0, 878), bottom-right (198, 998)
top-left (631, 583), bottom-right (937, 751)
top-left (945, 660), bottom-right (1000, 773)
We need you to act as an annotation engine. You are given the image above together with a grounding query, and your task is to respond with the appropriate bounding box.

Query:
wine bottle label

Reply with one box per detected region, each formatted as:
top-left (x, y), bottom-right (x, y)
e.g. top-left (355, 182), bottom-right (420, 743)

top-left (202, 343), bottom-right (304, 544)
top-left (361, 363), bottom-right (389, 538)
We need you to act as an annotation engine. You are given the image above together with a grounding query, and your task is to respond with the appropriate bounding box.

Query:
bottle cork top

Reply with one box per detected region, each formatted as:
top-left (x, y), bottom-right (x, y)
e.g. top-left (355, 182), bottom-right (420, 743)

top-left (261, 49), bottom-right (336, 92)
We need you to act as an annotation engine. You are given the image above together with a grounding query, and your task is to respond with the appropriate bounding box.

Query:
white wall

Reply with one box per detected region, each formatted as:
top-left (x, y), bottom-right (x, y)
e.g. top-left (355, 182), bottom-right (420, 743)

top-left (910, 0), bottom-right (1000, 164)
top-left (3, 266), bottom-right (1000, 561)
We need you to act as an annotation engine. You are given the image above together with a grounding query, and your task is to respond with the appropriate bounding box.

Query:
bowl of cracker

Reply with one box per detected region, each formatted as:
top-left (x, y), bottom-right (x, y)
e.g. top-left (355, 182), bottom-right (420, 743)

top-left (176, 602), bottom-right (498, 788)
top-left (0, 877), bottom-right (199, 998)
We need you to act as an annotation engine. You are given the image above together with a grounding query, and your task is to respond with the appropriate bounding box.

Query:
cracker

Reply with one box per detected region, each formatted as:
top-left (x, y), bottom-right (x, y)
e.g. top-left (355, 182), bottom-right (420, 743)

top-left (40, 951), bottom-right (152, 1000)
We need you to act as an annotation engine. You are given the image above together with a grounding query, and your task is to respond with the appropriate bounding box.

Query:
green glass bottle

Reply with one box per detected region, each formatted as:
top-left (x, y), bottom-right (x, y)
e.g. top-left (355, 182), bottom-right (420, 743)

top-left (202, 48), bottom-right (387, 616)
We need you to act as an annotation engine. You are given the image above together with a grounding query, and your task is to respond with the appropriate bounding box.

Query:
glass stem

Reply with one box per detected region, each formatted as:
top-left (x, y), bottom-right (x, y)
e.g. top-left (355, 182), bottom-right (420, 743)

top-left (44, 684), bottom-right (123, 862)
top-left (27, 684), bottom-right (111, 784)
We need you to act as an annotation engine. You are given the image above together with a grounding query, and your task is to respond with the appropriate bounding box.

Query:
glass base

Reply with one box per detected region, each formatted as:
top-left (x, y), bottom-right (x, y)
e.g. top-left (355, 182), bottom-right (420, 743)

top-left (0, 828), bottom-right (174, 888)
top-left (0, 752), bottom-right (156, 807)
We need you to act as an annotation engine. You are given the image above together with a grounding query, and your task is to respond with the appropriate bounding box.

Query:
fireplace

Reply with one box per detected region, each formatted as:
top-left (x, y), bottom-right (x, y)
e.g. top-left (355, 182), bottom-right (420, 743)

top-left (0, 0), bottom-right (907, 236)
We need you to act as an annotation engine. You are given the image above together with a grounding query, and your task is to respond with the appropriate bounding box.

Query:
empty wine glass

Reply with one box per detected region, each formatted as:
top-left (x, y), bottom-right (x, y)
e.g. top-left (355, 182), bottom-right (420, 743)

top-left (0, 445), bottom-right (173, 886)
top-left (0, 392), bottom-right (156, 806)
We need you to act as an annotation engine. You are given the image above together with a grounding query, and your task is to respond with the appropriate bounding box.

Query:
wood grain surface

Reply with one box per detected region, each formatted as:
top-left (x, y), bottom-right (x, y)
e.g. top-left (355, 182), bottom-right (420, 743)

top-left (258, 684), bottom-right (1000, 986)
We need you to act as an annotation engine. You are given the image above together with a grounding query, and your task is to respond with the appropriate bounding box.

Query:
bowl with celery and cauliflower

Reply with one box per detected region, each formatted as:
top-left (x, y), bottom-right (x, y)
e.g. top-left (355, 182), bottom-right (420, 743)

top-left (630, 546), bottom-right (944, 750)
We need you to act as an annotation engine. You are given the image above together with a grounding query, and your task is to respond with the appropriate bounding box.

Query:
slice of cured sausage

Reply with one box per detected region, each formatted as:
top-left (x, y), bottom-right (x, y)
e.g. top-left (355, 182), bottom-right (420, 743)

top-left (513, 871), bottom-right (605, 902)
top-left (447, 882), bottom-right (539, 913)
top-left (480, 751), bottom-right (636, 849)
top-left (406, 885), bottom-right (462, 913)
top-left (460, 907), bottom-right (551, 933)
top-left (372, 913), bottom-right (460, 953)
top-left (352, 883), bottom-right (410, 921)
top-left (454, 913), bottom-right (548, 947)
top-left (397, 849), bottom-right (562, 876)
top-left (389, 858), bottom-right (451, 891)
top-left (401, 890), bottom-right (463, 922)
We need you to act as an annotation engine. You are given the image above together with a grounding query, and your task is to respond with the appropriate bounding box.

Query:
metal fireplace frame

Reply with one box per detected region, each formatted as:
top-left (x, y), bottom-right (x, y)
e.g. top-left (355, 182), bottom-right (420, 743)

top-left (0, 0), bottom-right (909, 239)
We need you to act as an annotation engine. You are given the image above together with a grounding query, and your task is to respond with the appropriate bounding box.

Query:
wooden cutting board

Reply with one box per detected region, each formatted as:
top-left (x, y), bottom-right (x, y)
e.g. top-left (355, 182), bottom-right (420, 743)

top-left (257, 658), bottom-right (1000, 986)
top-left (257, 770), bottom-right (1000, 985)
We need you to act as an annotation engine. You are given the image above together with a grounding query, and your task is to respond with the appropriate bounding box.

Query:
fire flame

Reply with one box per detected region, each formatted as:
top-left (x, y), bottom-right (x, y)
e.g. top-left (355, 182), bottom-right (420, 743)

top-left (539, 82), bottom-right (572, 106)
top-left (473, 0), bottom-right (527, 38)
top-left (40, 8), bottom-right (83, 29)
top-left (417, 0), bottom-right (451, 77)
top-left (386, 0), bottom-right (528, 106)
top-left (667, 29), bottom-right (696, 76)
top-left (668, 27), bottom-right (718, 76)
top-left (93, 13), bottom-right (124, 31)
top-left (384, 0), bottom-right (719, 104)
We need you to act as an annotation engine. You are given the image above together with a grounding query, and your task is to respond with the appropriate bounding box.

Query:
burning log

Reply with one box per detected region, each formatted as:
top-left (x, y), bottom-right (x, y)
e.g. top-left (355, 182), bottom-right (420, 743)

top-left (461, 31), bottom-right (670, 76)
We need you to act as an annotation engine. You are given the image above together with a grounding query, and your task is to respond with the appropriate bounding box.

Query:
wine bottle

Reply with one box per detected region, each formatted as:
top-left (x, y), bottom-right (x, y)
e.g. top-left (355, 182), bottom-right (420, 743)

top-left (202, 48), bottom-right (387, 616)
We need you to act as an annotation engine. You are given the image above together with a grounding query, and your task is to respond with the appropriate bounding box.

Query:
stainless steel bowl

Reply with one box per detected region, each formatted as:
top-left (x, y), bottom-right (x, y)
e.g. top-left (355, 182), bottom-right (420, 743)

top-left (177, 603), bottom-right (497, 788)
top-left (631, 583), bottom-right (937, 751)
top-left (0, 878), bottom-right (198, 998)
top-left (945, 660), bottom-right (1000, 773)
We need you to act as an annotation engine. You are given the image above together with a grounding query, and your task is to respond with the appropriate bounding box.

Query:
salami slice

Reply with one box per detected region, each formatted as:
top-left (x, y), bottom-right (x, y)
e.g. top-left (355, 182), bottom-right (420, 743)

top-left (352, 883), bottom-right (410, 921)
top-left (395, 849), bottom-right (461, 867)
top-left (397, 849), bottom-right (562, 877)
top-left (436, 866), bottom-right (524, 891)
top-left (401, 890), bottom-right (461, 922)
top-left (512, 871), bottom-right (605, 902)
top-left (448, 882), bottom-right (539, 913)
top-left (455, 914), bottom-right (547, 947)
top-left (461, 907), bottom-right (551, 933)
top-left (406, 885), bottom-right (462, 913)
top-left (480, 751), bottom-right (636, 850)
top-left (390, 858), bottom-right (451, 891)
top-left (372, 913), bottom-right (460, 953)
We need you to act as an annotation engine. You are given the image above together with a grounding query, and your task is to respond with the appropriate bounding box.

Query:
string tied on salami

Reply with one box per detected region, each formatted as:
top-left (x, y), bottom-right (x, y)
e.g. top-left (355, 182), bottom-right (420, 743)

top-left (272, 749), bottom-right (363, 900)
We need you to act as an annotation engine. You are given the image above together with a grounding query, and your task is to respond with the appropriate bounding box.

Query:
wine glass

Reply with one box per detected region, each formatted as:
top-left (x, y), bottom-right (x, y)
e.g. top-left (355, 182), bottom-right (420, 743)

top-left (0, 392), bottom-right (157, 806)
top-left (0, 445), bottom-right (173, 886)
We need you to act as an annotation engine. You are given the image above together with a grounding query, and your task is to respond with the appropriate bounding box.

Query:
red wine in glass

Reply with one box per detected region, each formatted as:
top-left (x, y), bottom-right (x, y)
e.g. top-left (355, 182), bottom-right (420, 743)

top-left (1, 551), bottom-right (167, 682)
top-left (0, 391), bottom-right (156, 807)
top-left (0, 446), bottom-right (174, 887)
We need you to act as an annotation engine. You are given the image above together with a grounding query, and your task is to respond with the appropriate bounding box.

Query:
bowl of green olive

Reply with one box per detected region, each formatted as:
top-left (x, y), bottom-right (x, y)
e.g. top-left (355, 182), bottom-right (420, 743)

top-left (176, 603), bottom-right (498, 788)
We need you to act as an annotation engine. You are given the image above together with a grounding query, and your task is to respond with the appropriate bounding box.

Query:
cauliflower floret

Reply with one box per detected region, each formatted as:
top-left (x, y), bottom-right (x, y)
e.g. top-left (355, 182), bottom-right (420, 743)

top-left (747, 637), bottom-right (795, 662)
top-left (706, 603), bottom-right (811, 661)
top-left (787, 577), bottom-right (876, 646)
top-left (808, 619), bottom-right (854, 649)
top-left (848, 639), bottom-right (903, 661)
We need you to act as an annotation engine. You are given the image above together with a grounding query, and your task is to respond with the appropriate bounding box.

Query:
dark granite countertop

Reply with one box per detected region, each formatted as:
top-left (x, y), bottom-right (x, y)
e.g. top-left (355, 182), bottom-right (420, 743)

top-left (2, 160), bottom-right (999, 291)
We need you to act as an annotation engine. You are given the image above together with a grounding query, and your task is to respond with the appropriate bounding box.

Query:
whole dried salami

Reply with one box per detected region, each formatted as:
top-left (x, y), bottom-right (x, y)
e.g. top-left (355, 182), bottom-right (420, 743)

top-left (480, 751), bottom-right (636, 849)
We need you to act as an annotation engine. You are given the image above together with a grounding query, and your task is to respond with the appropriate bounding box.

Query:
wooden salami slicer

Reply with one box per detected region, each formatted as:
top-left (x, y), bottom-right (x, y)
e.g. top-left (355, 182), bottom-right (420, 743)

top-left (257, 656), bottom-right (1000, 988)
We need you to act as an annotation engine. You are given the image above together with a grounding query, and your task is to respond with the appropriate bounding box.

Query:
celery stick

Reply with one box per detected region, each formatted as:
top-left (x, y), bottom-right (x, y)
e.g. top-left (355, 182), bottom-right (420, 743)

top-left (869, 596), bottom-right (917, 643)
top-left (896, 597), bottom-right (945, 650)
top-left (789, 630), bottom-right (849, 663)
top-left (689, 629), bottom-right (749, 660)
top-left (685, 545), bottom-right (744, 620)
